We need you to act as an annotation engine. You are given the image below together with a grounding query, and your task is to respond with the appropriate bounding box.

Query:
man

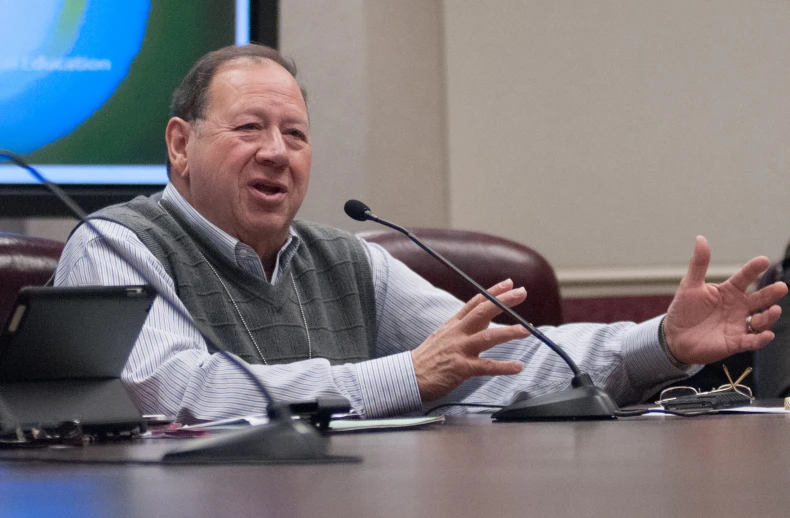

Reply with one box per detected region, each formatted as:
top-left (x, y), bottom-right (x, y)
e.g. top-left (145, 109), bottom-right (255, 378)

top-left (55, 44), bottom-right (787, 422)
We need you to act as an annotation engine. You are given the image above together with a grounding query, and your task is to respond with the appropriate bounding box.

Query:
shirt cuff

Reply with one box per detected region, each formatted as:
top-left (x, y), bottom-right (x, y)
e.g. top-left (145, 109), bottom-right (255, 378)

top-left (354, 352), bottom-right (423, 418)
top-left (622, 314), bottom-right (702, 400)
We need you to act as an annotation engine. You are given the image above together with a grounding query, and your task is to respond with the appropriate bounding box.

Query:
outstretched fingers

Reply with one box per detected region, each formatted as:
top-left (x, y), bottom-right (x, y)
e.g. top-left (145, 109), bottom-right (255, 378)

top-left (727, 256), bottom-right (771, 294)
top-left (458, 287), bottom-right (528, 334)
top-left (454, 279), bottom-right (515, 321)
top-left (411, 280), bottom-right (534, 402)
top-left (746, 282), bottom-right (788, 314)
top-left (739, 330), bottom-right (776, 352)
top-left (747, 304), bottom-right (782, 335)
top-left (466, 356), bottom-right (523, 378)
top-left (683, 236), bottom-right (712, 286)
top-left (463, 324), bottom-right (531, 356)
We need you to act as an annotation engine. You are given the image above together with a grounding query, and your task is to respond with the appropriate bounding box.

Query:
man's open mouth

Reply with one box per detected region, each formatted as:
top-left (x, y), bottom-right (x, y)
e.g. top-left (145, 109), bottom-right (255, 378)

top-left (251, 181), bottom-right (286, 195)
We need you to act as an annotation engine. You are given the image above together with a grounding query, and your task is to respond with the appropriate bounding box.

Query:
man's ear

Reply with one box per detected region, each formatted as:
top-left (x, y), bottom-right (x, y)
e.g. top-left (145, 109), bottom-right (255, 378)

top-left (165, 117), bottom-right (192, 181)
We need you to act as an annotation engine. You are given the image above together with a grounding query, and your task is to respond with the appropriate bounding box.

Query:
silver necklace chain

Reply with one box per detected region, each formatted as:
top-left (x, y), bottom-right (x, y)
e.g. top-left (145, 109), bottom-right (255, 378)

top-left (290, 272), bottom-right (313, 360)
top-left (199, 251), bottom-right (313, 365)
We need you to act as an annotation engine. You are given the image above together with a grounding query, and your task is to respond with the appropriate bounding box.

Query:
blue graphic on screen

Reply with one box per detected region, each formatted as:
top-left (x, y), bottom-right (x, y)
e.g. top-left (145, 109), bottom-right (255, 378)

top-left (0, 0), bottom-right (150, 155)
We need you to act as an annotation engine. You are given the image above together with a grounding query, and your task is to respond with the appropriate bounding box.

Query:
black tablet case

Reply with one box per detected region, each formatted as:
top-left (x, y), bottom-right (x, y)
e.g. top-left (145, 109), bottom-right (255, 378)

top-left (0, 286), bottom-right (154, 434)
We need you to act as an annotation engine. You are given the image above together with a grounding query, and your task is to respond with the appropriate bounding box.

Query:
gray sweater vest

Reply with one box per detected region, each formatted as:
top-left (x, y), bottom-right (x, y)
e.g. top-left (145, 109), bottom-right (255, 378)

top-left (86, 193), bottom-right (377, 365)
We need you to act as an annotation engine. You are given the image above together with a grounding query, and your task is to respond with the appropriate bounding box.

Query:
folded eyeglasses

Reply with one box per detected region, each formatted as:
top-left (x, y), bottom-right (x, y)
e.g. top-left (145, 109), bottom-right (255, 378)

top-left (656, 365), bottom-right (754, 405)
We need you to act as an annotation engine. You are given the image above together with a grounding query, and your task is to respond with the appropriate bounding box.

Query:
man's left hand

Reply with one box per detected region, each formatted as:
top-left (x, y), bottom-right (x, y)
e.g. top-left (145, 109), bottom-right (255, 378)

top-left (664, 236), bottom-right (788, 365)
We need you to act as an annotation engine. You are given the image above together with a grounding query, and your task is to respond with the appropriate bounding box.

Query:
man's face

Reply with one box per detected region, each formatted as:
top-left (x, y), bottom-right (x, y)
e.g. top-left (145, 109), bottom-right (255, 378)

top-left (176, 59), bottom-right (311, 256)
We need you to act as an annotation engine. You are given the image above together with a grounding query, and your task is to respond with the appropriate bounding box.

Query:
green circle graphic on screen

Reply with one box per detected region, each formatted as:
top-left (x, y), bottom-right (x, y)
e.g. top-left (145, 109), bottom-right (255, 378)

top-left (0, 0), bottom-right (150, 155)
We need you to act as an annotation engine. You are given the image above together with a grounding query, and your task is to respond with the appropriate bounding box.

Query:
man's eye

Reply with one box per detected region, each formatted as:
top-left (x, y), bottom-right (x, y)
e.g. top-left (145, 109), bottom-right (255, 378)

top-left (236, 123), bottom-right (259, 131)
top-left (285, 129), bottom-right (306, 140)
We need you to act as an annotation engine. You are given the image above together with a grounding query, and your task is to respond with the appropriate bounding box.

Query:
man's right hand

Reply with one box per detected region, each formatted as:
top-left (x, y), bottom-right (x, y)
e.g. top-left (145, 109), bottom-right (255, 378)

top-left (410, 279), bottom-right (530, 402)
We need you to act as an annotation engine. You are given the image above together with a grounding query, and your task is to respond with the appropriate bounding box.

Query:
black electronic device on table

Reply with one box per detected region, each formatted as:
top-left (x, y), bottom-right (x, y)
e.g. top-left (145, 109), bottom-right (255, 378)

top-left (0, 285), bottom-right (154, 435)
top-left (662, 391), bottom-right (752, 411)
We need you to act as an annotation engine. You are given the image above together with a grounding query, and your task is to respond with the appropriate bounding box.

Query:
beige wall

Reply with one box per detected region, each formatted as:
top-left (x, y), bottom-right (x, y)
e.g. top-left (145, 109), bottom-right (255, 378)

top-left (280, 0), bottom-right (449, 231)
top-left (443, 0), bottom-right (790, 293)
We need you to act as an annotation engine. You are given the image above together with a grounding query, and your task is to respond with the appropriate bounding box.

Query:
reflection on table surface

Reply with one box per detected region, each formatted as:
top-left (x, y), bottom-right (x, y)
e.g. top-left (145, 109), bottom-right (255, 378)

top-left (2, 413), bottom-right (790, 518)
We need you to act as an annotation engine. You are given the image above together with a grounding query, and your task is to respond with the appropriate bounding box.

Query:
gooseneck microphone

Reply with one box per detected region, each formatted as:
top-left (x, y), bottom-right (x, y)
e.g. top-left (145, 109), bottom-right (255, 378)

top-left (1, 149), bottom-right (354, 463)
top-left (346, 200), bottom-right (580, 373)
top-left (345, 199), bottom-right (618, 420)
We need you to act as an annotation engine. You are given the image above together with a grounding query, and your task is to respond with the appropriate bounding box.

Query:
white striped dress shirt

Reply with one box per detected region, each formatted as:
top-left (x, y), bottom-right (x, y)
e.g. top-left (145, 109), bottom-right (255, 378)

top-left (54, 184), bottom-right (696, 421)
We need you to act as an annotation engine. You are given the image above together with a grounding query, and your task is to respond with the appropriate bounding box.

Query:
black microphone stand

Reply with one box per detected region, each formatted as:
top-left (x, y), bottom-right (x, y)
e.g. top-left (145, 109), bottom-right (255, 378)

top-left (345, 200), bottom-right (618, 421)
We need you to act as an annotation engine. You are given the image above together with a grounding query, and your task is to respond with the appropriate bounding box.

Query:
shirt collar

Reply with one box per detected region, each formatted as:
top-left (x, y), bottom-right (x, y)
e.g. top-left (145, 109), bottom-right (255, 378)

top-left (160, 183), bottom-right (300, 283)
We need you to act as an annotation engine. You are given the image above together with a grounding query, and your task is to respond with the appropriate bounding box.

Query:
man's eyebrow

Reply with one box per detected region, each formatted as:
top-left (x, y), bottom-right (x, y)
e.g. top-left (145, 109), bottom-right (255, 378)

top-left (230, 107), bottom-right (308, 126)
top-left (280, 114), bottom-right (310, 127)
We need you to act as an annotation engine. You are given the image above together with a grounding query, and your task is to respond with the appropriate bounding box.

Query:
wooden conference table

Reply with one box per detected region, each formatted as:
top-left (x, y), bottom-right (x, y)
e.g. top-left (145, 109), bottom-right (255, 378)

top-left (1, 412), bottom-right (790, 517)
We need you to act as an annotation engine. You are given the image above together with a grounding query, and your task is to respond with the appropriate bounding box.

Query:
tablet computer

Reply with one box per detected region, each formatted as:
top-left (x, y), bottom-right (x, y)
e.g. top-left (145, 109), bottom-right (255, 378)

top-left (0, 285), bottom-right (155, 434)
top-left (0, 285), bottom-right (155, 382)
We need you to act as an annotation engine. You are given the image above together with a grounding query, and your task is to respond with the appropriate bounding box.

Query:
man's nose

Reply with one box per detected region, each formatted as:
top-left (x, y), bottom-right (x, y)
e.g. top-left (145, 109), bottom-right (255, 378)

top-left (256, 128), bottom-right (289, 168)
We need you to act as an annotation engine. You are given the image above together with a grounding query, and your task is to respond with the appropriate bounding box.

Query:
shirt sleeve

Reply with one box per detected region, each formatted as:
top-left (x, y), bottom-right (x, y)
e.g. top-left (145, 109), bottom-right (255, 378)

top-left (55, 220), bottom-right (422, 422)
top-left (360, 239), bottom-right (701, 413)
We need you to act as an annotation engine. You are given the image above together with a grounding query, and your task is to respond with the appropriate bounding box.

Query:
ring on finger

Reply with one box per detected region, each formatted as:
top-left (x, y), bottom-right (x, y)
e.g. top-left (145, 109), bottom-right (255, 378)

top-left (746, 315), bottom-right (755, 334)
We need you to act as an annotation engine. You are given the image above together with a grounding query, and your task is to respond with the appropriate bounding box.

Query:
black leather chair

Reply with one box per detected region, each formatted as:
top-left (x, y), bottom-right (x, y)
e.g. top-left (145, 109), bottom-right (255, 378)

top-left (0, 233), bottom-right (64, 326)
top-left (356, 228), bottom-right (562, 327)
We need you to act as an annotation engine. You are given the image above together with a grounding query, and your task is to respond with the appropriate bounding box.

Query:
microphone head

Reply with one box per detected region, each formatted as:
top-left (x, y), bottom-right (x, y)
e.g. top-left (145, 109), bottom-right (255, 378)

top-left (344, 199), bottom-right (372, 221)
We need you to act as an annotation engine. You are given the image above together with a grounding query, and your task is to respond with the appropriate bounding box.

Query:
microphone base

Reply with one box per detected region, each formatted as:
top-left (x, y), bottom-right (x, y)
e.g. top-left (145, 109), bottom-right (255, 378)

top-left (162, 416), bottom-right (359, 464)
top-left (491, 373), bottom-right (618, 421)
